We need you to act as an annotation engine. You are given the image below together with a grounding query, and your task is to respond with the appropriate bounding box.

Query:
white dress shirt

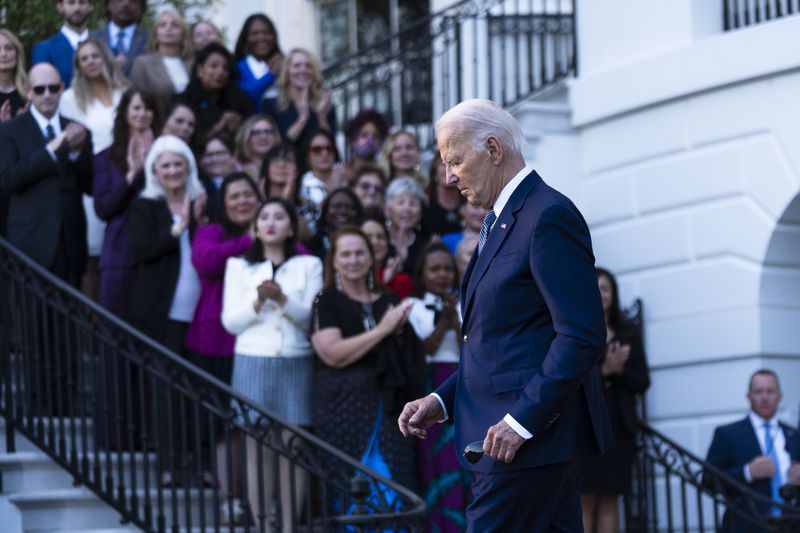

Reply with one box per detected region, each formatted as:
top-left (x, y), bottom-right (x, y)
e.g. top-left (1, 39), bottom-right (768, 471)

top-left (222, 255), bottom-right (323, 358)
top-left (60, 26), bottom-right (88, 50)
top-left (161, 56), bottom-right (189, 94)
top-left (407, 292), bottom-right (461, 364)
top-left (431, 163), bottom-right (537, 440)
top-left (743, 411), bottom-right (791, 484)
top-left (109, 22), bottom-right (136, 53)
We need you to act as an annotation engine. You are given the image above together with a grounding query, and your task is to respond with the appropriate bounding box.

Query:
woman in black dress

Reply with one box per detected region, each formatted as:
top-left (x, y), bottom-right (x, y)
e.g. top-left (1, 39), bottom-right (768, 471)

top-left (581, 267), bottom-right (650, 533)
top-left (310, 225), bottom-right (426, 498)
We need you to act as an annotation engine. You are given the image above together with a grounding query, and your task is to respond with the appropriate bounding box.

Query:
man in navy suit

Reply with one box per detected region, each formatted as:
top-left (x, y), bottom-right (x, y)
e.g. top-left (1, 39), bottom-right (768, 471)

top-left (399, 99), bottom-right (614, 531)
top-left (32, 0), bottom-right (93, 87)
top-left (89, 0), bottom-right (149, 76)
top-left (705, 369), bottom-right (800, 532)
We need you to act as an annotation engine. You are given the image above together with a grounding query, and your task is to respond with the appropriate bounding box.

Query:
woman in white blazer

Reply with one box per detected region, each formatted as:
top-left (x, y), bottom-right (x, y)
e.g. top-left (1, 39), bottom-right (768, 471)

top-left (221, 196), bottom-right (322, 530)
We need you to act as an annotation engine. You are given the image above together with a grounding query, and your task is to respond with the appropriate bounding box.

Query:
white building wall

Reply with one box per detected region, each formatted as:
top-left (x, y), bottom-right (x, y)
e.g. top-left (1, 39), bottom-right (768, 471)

top-left (570, 6), bottom-right (800, 457)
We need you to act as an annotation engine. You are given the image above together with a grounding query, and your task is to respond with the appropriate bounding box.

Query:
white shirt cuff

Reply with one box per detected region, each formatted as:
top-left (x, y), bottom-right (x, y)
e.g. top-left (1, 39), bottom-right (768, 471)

top-left (743, 464), bottom-right (752, 483)
top-left (504, 413), bottom-right (533, 440)
top-left (428, 393), bottom-right (448, 423)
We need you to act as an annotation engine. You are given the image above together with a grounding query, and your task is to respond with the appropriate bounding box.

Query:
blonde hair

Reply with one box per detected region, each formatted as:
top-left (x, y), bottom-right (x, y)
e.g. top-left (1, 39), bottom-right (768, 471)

top-left (234, 113), bottom-right (279, 163)
top-left (277, 48), bottom-right (324, 112)
top-left (149, 5), bottom-right (193, 61)
top-left (71, 38), bottom-right (130, 113)
top-left (378, 130), bottom-right (427, 190)
top-left (0, 29), bottom-right (28, 95)
top-left (141, 135), bottom-right (205, 200)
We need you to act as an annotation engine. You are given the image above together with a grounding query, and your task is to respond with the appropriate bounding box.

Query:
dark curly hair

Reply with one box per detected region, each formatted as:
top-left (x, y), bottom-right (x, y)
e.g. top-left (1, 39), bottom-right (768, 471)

top-left (344, 108), bottom-right (390, 144)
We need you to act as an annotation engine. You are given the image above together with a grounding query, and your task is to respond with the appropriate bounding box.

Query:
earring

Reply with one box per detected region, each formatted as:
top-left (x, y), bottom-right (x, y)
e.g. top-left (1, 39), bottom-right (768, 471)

top-left (335, 271), bottom-right (343, 292)
top-left (368, 269), bottom-right (374, 291)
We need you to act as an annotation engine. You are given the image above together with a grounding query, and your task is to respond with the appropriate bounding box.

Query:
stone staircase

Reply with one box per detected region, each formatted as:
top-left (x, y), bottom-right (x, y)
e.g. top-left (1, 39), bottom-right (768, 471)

top-left (0, 417), bottom-right (243, 532)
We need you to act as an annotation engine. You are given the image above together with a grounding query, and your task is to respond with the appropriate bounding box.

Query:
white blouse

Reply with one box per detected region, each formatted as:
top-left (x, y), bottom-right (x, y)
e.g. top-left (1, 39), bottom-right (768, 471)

top-left (407, 292), bottom-right (462, 364)
top-left (59, 88), bottom-right (124, 154)
top-left (222, 254), bottom-right (323, 358)
top-left (162, 56), bottom-right (189, 94)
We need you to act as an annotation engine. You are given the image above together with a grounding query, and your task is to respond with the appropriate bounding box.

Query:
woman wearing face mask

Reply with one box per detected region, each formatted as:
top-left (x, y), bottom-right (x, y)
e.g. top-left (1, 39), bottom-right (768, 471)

top-left (343, 108), bottom-right (389, 179)
top-left (233, 14), bottom-right (284, 111)
top-left (181, 42), bottom-right (253, 141)
top-left (222, 198), bottom-right (322, 529)
top-left (130, 5), bottom-right (193, 111)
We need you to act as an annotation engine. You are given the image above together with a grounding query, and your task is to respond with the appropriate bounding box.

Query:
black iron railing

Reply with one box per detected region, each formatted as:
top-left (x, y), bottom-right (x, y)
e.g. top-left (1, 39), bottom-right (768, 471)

top-left (723, 0), bottom-right (800, 31)
top-left (323, 0), bottom-right (576, 149)
top-left (625, 422), bottom-right (800, 532)
top-left (0, 236), bottom-right (424, 532)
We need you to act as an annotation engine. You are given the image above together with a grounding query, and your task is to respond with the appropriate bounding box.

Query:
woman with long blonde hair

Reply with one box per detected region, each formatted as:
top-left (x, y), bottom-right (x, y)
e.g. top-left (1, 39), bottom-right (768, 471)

top-left (130, 4), bottom-right (194, 110)
top-left (263, 48), bottom-right (336, 148)
top-left (0, 29), bottom-right (28, 123)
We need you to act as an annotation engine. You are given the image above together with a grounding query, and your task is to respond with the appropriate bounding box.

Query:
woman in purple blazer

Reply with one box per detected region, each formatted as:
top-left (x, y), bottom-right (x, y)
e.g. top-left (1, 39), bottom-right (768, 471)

top-left (93, 88), bottom-right (162, 318)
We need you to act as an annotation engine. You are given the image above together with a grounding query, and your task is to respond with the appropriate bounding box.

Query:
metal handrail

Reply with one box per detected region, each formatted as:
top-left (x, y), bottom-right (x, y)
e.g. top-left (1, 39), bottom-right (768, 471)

top-left (323, 0), bottom-right (577, 149)
top-left (627, 413), bottom-right (800, 531)
top-left (0, 236), bottom-right (425, 531)
top-left (723, 0), bottom-right (800, 31)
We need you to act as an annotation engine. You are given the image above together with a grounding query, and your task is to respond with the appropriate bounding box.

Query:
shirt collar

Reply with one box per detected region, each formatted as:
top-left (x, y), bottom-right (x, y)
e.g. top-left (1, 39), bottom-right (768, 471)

top-left (30, 104), bottom-right (61, 134)
top-left (422, 292), bottom-right (442, 307)
top-left (60, 26), bottom-right (88, 49)
top-left (491, 163), bottom-right (535, 219)
top-left (749, 410), bottom-right (778, 430)
top-left (109, 21), bottom-right (136, 40)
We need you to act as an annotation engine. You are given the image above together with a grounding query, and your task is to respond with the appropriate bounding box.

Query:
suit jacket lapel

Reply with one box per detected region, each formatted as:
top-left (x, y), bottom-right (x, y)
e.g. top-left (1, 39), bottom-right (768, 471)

top-left (459, 246), bottom-right (478, 322)
top-left (461, 171), bottom-right (541, 327)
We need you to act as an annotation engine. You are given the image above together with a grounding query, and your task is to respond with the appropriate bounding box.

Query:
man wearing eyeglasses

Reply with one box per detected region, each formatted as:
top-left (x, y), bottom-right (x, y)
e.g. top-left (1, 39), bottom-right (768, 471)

top-left (705, 369), bottom-right (800, 532)
top-left (0, 63), bottom-right (93, 286)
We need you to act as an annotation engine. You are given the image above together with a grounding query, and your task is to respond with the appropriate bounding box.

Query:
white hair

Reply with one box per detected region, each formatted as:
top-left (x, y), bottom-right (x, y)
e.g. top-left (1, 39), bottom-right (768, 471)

top-left (436, 99), bottom-right (526, 155)
top-left (141, 135), bottom-right (204, 200)
top-left (385, 176), bottom-right (426, 205)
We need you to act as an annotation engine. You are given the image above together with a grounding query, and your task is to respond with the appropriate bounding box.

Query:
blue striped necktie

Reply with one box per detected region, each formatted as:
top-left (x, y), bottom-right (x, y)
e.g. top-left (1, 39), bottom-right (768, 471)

top-left (477, 209), bottom-right (496, 254)
top-left (763, 422), bottom-right (784, 516)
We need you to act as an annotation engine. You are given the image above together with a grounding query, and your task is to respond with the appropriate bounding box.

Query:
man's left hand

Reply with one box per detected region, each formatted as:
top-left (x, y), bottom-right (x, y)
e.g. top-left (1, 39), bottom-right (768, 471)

top-left (788, 461), bottom-right (800, 485)
top-left (483, 419), bottom-right (525, 464)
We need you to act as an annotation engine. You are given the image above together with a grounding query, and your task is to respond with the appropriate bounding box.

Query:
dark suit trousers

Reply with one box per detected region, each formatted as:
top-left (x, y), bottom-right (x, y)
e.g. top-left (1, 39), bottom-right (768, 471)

top-left (466, 460), bottom-right (582, 533)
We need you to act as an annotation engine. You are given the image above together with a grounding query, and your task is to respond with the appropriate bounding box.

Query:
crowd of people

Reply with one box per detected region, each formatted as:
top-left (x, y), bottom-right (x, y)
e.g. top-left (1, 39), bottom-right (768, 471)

top-left (0, 1), bottom-right (662, 531)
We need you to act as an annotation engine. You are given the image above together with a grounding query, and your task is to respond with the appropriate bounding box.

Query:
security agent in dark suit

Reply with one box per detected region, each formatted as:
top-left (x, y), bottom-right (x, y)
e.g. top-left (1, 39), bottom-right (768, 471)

top-left (0, 63), bottom-right (93, 286)
top-left (89, 0), bottom-right (149, 77)
top-left (399, 99), bottom-right (614, 532)
top-left (705, 369), bottom-right (800, 532)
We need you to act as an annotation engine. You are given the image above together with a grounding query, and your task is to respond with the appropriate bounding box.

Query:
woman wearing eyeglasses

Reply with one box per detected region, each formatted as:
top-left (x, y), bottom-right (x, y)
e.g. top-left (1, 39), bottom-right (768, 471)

top-left (299, 129), bottom-right (346, 234)
top-left (234, 114), bottom-right (280, 180)
top-left (350, 164), bottom-right (386, 218)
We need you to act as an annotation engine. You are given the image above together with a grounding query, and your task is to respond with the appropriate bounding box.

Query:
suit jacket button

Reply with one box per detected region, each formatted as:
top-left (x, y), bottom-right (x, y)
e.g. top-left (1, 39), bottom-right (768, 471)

top-left (463, 335), bottom-right (469, 342)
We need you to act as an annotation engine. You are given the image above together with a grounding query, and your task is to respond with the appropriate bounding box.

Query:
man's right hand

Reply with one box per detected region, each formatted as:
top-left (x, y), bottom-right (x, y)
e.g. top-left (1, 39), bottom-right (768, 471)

top-left (398, 395), bottom-right (444, 439)
top-left (748, 455), bottom-right (776, 480)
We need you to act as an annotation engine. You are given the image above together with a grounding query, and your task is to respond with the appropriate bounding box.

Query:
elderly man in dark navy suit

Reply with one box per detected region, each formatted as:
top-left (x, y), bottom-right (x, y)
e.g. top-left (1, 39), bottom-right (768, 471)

top-left (399, 99), bottom-right (614, 532)
top-left (705, 369), bottom-right (800, 532)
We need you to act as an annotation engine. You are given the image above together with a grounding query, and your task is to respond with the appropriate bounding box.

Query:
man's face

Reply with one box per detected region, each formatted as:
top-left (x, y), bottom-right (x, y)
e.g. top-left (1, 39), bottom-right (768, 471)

top-left (107, 0), bottom-right (142, 27)
top-left (27, 66), bottom-right (63, 119)
top-left (438, 125), bottom-right (499, 209)
top-left (747, 373), bottom-right (782, 420)
top-left (57, 0), bottom-right (93, 28)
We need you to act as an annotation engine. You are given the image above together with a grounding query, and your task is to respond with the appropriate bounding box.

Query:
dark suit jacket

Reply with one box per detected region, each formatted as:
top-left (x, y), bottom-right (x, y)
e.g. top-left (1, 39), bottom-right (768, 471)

top-left (89, 24), bottom-right (149, 77)
top-left (434, 170), bottom-right (615, 473)
top-left (603, 324), bottom-right (650, 436)
top-left (32, 32), bottom-right (76, 87)
top-left (0, 112), bottom-right (93, 277)
top-left (127, 197), bottom-right (196, 342)
top-left (706, 417), bottom-right (800, 532)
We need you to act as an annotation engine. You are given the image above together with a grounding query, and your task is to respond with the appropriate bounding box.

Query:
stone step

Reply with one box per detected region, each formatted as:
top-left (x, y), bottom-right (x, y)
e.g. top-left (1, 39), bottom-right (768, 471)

top-left (0, 450), bottom-right (159, 494)
top-left (9, 487), bottom-right (228, 531)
